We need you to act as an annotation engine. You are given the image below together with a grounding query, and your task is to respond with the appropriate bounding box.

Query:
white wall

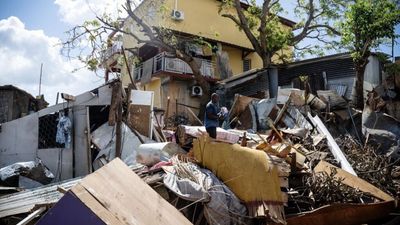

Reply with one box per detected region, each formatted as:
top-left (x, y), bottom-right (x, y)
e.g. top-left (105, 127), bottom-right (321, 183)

top-left (0, 83), bottom-right (113, 181)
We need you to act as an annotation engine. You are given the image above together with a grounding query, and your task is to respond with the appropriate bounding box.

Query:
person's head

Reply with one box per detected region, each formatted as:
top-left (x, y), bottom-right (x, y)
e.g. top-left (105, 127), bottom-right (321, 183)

top-left (211, 93), bottom-right (219, 103)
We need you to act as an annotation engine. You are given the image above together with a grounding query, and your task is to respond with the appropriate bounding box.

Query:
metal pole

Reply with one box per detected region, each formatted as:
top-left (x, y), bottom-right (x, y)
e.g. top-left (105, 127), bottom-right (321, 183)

top-left (392, 36), bottom-right (395, 63)
top-left (38, 63), bottom-right (43, 96)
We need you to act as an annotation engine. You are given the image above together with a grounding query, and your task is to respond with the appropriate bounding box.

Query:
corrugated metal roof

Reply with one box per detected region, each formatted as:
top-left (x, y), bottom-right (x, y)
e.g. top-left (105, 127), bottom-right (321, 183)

top-left (278, 54), bottom-right (356, 85)
top-left (0, 178), bottom-right (81, 218)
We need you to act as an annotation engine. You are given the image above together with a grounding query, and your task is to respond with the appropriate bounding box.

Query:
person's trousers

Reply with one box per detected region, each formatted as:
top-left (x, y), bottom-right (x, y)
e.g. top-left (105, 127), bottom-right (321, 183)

top-left (206, 127), bottom-right (217, 139)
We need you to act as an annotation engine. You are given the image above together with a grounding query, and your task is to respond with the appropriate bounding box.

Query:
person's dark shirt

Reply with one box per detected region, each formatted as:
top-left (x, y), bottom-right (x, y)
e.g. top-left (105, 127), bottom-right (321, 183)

top-left (204, 101), bottom-right (220, 128)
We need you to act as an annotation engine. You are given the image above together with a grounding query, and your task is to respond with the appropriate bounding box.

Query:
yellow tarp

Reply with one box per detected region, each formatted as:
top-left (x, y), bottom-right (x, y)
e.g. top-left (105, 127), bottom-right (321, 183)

top-left (193, 136), bottom-right (283, 204)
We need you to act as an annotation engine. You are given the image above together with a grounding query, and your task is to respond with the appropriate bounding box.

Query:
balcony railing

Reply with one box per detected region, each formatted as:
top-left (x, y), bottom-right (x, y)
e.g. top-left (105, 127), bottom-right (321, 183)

top-left (101, 41), bottom-right (123, 63)
top-left (133, 52), bottom-right (216, 80)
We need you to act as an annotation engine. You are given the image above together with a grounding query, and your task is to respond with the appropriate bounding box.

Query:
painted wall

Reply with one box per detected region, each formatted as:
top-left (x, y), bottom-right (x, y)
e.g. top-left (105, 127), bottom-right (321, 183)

top-left (144, 78), bottom-right (162, 108)
top-left (0, 111), bottom-right (73, 181)
top-left (161, 79), bottom-right (202, 121)
top-left (222, 45), bottom-right (243, 75)
top-left (121, 0), bottom-right (294, 79)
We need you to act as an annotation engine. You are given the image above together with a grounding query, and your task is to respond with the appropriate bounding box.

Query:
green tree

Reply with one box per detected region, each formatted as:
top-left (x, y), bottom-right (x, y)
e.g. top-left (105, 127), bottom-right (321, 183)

top-left (341, 0), bottom-right (400, 109)
top-left (219, 0), bottom-right (345, 98)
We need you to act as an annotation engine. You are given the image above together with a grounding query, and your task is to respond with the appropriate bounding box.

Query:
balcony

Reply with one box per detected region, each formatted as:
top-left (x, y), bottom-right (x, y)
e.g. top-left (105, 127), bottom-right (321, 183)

top-left (133, 52), bottom-right (217, 81)
top-left (101, 41), bottom-right (123, 68)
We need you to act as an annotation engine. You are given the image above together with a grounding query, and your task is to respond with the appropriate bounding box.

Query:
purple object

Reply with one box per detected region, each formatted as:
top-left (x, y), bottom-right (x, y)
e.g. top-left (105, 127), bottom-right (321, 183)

top-left (36, 191), bottom-right (106, 225)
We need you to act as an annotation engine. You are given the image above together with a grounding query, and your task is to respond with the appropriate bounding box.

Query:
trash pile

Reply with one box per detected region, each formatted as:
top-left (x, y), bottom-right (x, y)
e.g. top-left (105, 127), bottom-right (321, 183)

top-left (1, 85), bottom-right (399, 225)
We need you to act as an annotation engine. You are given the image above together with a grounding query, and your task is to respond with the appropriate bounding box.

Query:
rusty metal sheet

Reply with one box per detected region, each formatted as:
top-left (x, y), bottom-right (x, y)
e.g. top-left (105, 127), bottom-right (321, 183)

top-left (286, 201), bottom-right (395, 225)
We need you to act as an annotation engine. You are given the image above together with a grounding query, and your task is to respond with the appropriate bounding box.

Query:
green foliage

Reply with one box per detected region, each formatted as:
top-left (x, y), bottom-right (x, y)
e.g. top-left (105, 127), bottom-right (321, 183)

top-left (219, 0), bottom-right (346, 64)
top-left (87, 58), bottom-right (99, 71)
top-left (385, 63), bottom-right (400, 76)
top-left (341, 0), bottom-right (400, 62)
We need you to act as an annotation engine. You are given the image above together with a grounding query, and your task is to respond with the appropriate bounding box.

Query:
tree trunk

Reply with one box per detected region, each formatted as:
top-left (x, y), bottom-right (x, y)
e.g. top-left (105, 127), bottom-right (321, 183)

top-left (354, 65), bottom-right (366, 109)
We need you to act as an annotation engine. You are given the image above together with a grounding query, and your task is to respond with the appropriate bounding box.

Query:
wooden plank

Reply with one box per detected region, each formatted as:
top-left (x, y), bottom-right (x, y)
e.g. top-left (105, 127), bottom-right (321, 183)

top-left (71, 184), bottom-right (123, 225)
top-left (287, 201), bottom-right (395, 225)
top-left (108, 82), bottom-right (121, 126)
top-left (77, 158), bottom-right (192, 225)
top-left (314, 161), bottom-right (394, 201)
top-left (129, 104), bottom-right (151, 137)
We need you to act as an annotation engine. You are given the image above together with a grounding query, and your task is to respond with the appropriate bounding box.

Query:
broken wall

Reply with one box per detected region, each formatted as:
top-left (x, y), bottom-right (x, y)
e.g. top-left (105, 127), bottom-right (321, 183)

top-left (0, 83), bottom-right (113, 180)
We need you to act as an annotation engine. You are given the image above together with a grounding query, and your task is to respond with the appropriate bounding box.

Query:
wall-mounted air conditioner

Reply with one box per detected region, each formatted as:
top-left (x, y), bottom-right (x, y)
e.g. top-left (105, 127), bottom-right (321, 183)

top-left (191, 86), bottom-right (203, 97)
top-left (171, 10), bottom-right (184, 21)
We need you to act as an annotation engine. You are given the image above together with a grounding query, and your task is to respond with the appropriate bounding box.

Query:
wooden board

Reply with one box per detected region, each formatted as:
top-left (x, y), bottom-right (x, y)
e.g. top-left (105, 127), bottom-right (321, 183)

top-left (129, 104), bottom-right (151, 137)
top-left (72, 158), bottom-right (192, 225)
top-left (314, 160), bottom-right (394, 201)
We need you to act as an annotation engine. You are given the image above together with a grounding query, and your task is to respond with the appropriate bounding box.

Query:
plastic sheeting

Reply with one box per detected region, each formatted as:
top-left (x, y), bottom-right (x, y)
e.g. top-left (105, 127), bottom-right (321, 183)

top-left (91, 122), bottom-right (154, 170)
top-left (136, 142), bottom-right (185, 166)
top-left (0, 159), bottom-right (54, 186)
top-left (163, 162), bottom-right (247, 225)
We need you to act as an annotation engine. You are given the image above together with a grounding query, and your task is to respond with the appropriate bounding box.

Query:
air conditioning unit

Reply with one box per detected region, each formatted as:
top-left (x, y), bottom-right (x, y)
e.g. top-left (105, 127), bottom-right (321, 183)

top-left (171, 10), bottom-right (184, 21)
top-left (191, 86), bottom-right (203, 97)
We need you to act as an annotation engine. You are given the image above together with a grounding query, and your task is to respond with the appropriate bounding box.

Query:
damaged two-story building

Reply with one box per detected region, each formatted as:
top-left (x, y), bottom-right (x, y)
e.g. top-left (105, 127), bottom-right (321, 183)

top-left (102, 0), bottom-right (295, 121)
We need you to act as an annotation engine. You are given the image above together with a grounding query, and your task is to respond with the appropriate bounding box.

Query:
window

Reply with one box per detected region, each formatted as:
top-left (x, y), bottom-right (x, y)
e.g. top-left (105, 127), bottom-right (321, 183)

top-left (243, 59), bottom-right (251, 72)
top-left (38, 113), bottom-right (63, 149)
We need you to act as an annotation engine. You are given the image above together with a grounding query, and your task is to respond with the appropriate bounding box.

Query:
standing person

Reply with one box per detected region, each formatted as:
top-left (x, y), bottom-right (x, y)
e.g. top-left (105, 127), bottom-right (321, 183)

top-left (204, 93), bottom-right (221, 138)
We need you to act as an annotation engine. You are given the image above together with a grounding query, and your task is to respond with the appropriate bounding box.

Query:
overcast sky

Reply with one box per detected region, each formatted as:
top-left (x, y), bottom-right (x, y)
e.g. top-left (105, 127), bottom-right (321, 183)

top-left (0, 0), bottom-right (399, 105)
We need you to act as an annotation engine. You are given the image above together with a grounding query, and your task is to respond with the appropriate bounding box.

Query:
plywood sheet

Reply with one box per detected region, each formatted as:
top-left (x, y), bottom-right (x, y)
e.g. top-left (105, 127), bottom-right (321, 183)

top-left (129, 104), bottom-right (151, 137)
top-left (73, 158), bottom-right (192, 225)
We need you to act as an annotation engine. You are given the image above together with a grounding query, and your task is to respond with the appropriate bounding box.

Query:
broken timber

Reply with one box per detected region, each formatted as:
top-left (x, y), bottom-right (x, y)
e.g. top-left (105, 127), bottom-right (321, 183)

top-left (36, 159), bottom-right (192, 225)
top-left (308, 113), bottom-right (357, 176)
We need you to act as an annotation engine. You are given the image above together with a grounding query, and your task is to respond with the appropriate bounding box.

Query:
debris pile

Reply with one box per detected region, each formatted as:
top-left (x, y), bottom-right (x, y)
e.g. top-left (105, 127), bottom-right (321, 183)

top-left (0, 82), bottom-right (399, 225)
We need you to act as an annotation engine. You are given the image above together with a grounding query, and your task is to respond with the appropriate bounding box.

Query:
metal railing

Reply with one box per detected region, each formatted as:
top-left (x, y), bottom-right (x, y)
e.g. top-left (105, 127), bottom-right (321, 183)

top-left (101, 41), bottom-right (123, 62)
top-left (133, 52), bottom-right (215, 80)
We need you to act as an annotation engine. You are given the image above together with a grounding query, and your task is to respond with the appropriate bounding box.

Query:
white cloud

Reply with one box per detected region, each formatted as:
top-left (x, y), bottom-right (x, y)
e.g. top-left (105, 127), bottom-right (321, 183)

top-left (0, 16), bottom-right (104, 105)
top-left (54, 0), bottom-right (134, 25)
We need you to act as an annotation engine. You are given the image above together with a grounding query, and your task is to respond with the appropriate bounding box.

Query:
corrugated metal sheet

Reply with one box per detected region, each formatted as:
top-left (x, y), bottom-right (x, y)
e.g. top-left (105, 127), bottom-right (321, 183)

top-left (226, 71), bottom-right (268, 98)
top-left (329, 84), bottom-right (348, 97)
top-left (278, 54), bottom-right (355, 85)
top-left (0, 178), bottom-right (81, 218)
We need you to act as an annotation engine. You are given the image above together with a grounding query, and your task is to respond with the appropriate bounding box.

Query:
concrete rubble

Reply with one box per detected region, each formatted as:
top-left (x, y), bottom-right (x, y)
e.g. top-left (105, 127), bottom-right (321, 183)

top-left (0, 79), bottom-right (399, 225)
